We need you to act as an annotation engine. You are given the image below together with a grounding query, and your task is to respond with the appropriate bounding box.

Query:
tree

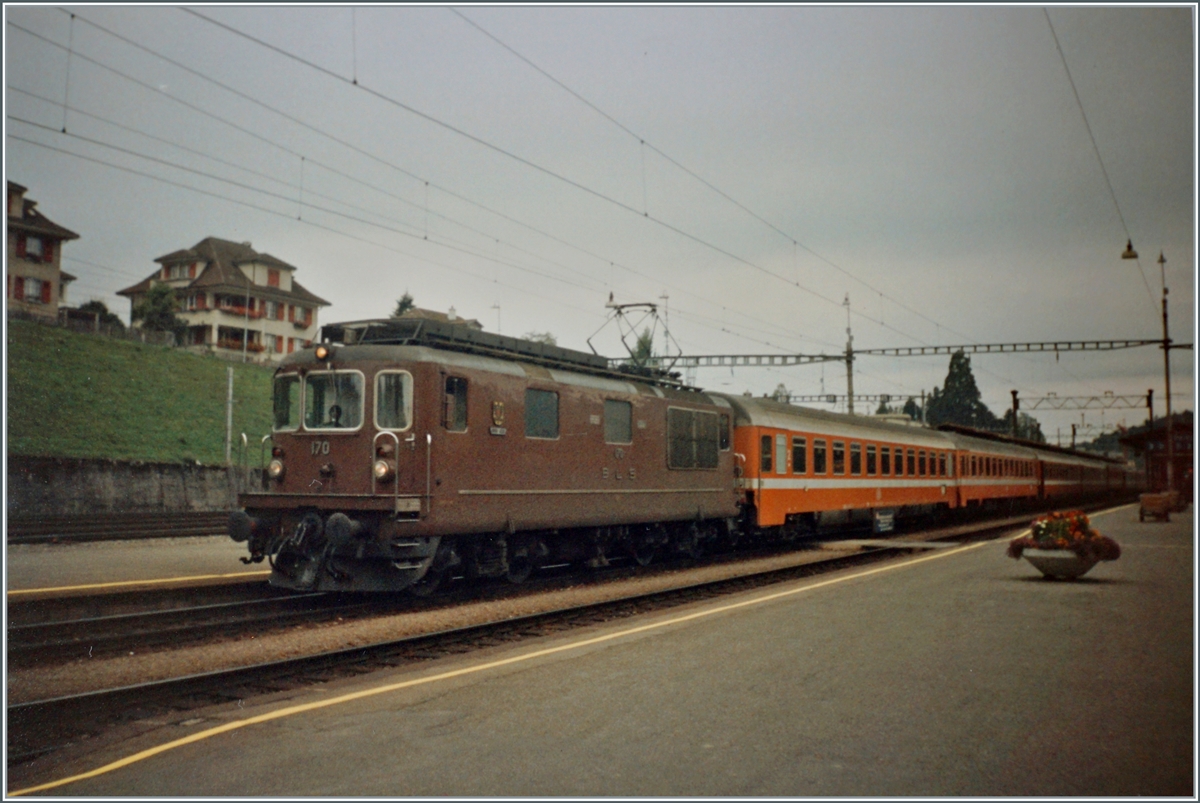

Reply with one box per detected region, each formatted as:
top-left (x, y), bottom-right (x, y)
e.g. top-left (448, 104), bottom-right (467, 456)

top-left (923, 350), bottom-right (1001, 430)
top-left (771, 383), bottom-right (791, 403)
top-left (78, 300), bottom-right (125, 330)
top-left (391, 292), bottom-right (415, 319)
top-left (875, 400), bottom-right (895, 415)
top-left (633, 327), bottom-right (654, 364)
top-left (132, 283), bottom-right (186, 341)
top-left (901, 397), bottom-right (923, 422)
top-left (1001, 410), bottom-right (1046, 443)
top-left (524, 331), bottom-right (557, 346)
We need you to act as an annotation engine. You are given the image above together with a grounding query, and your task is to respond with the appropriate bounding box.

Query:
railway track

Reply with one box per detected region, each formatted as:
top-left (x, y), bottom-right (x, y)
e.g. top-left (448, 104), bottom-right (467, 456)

top-left (6, 512), bottom-right (230, 544)
top-left (7, 511), bottom-right (1038, 767)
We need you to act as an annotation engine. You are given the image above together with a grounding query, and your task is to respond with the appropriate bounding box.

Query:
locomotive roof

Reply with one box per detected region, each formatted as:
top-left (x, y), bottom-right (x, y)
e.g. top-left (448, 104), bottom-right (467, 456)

top-left (319, 318), bottom-right (690, 390)
top-left (280, 341), bottom-right (722, 404)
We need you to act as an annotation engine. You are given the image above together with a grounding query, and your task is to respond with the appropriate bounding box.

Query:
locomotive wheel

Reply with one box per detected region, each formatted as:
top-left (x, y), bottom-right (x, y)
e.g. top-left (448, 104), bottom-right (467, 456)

top-left (631, 542), bottom-right (656, 567)
top-left (408, 568), bottom-right (444, 597)
top-left (505, 554), bottom-right (533, 584)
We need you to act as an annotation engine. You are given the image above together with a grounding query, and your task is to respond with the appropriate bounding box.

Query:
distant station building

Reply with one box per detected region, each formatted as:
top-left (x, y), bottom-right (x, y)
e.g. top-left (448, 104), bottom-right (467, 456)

top-left (1120, 411), bottom-right (1194, 495)
top-left (6, 181), bottom-right (79, 320)
top-left (118, 237), bottom-right (330, 362)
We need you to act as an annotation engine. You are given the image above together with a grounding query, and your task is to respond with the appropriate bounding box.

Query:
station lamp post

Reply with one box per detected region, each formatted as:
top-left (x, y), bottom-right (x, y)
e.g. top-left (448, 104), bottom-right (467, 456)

top-left (1122, 241), bottom-right (1173, 492)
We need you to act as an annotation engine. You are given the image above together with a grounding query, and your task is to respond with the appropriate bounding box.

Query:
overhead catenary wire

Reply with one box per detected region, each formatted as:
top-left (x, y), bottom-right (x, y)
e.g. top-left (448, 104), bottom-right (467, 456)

top-left (19, 13), bottom-right (831, 354)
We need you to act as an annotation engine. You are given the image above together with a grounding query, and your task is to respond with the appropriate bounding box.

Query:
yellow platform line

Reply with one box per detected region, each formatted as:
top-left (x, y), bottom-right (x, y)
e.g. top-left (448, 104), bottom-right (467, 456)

top-left (7, 571), bottom-right (270, 597)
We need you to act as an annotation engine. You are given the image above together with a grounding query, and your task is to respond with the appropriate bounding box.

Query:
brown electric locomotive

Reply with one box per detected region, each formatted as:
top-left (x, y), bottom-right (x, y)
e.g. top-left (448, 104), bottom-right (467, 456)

top-left (230, 318), bottom-right (740, 592)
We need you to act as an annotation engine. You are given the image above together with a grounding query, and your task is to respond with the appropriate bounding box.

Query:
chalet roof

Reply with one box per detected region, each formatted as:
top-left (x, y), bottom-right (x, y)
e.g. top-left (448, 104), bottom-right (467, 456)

top-left (117, 237), bottom-right (329, 307)
top-left (6, 184), bottom-right (80, 241)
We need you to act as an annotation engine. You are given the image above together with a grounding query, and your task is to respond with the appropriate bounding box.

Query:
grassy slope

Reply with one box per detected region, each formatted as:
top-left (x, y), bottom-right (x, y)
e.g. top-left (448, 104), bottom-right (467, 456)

top-left (7, 319), bottom-right (275, 465)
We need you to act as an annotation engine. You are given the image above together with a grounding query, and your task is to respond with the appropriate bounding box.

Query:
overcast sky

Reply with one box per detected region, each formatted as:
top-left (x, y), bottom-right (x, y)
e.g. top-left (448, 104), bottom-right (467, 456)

top-left (6, 5), bottom-right (1195, 441)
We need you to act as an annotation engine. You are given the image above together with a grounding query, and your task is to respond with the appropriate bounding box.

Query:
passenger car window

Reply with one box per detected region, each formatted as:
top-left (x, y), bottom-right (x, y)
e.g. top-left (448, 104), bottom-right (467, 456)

top-left (375, 371), bottom-right (413, 430)
top-left (444, 377), bottom-right (468, 432)
top-left (760, 434), bottom-right (773, 472)
top-left (273, 374), bottom-right (300, 431)
top-left (604, 400), bottom-right (633, 444)
top-left (813, 439), bottom-right (827, 474)
top-left (792, 437), bottom-right (807, 474)
top-left (850, 443), bottom-right (862, 475)
top-left (525, 389), bottom-right (558, 439)
top-left (906, 448), bottom-right (915, 476)
top-left (775, 434), bottom-right (787, 474)
top-left (881, 446), bottom-right (891, 475)
top-left (832, 441), bottom-right (845, 475)
top-left (866, 445), bottom-right (876, 475)
top-left (919, 451), bottom-right (927, 476)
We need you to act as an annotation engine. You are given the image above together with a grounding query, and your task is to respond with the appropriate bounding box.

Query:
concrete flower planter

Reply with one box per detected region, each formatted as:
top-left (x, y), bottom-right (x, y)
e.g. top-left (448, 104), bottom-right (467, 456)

top-left (1022, 548), bottom-right (1100, 580)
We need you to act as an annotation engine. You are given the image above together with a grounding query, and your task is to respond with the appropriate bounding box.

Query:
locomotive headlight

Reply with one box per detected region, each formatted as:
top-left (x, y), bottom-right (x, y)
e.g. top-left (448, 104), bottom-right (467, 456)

top-left (373, 459), bottom-right (395, 481)
top-left (315, 344), bottom-right (332, 361)
top-left (267, 459), bottom-right (286, 480)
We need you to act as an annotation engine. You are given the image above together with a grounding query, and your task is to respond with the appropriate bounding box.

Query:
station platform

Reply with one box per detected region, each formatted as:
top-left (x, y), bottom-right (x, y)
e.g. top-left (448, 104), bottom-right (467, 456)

top-left (10, 503), bottom-right (1193, 796)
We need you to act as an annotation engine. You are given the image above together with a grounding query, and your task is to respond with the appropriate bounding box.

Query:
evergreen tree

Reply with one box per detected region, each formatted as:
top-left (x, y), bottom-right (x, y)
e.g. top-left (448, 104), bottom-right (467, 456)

top-left (924, 350), bottom-right (1001, 430)
top-left (875, 399), bottom-right (893, 415)
top-left (1001, 409), bottom-right (1047, 442)
top-left (632, 327), bottom-right (654, 364)
top-left (391, 292), bottom-right (415, 319)
top-left (901, 397), bottom-right (923, 422)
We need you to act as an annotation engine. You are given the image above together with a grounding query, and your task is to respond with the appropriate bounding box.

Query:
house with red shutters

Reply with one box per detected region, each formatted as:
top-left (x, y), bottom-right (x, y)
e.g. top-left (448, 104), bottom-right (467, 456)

top-left (117, 237), bottom-right (330, 362)
top-left (6, 181), bottom-right (79, 320)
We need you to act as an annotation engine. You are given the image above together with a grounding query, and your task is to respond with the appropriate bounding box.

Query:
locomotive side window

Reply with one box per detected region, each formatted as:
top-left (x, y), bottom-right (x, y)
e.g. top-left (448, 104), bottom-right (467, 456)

top-left (832, 441), bottom-right (845, 475)
top-left (604, 400), bottom-right (633, 444)
top-left (444, 377), bottom-right (468, 432)
top-left (719, 414), bottom-right (730, 451)
top-left (760, 435), bottom-right (772, 472)
top-left (525, 389), bottom-right (559, 439)
top-left (880, 446), bottom-right (891, 475)
top-left (375, 371), bottom-right (413, 431)
top-left (813, 439), bottom-right (827, 474)
top-left (792, 437), bottom-right (807, 474)
top-left (668, 408), bottom-right (719, 470)
top-left (304, 371), bottom-right (364, 430)
top-left (273, 374), bottom-right (300, 431)
top-left (866, 445), bottom-right (876, 475)
top-left (850, 443), bottom-right (862, 475)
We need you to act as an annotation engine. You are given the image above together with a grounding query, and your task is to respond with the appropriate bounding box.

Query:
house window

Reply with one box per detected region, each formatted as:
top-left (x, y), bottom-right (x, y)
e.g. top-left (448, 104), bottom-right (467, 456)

top-left (267, 269), bottom-right (280, 287)
top-left (813, 439), bottom-right (827, 474)
top-left (792, 437), bottom-right (807, 474)
top-left (265, 301), bottom-right (278, 320)
top-left (526, 388), bottom-right (558, 439)
top-left (444, 377), bottom-right (468, 432)
top-left (24, 237), bottom-right (43, 260)
top-left (23, 277), bottom-right (45, 304)
top-left (604, 400), bottom-right (632, 444)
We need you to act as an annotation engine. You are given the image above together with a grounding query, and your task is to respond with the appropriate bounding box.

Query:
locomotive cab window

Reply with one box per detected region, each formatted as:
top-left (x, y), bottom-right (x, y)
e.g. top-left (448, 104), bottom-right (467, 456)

top-left (273, 374), bottom-right (301, 431)
top-left (443, 376), bottom-right (468, 432)
top-left (604, 400), bottom-right (633, 444)
top-left (525, 389), bottom-right (559, 439)
top-left (668, 408), bottom-right (719, 470)
top-left (303, 370), bottom-right (364, 430)
top-left (375, 371), bottom-right (413, 431)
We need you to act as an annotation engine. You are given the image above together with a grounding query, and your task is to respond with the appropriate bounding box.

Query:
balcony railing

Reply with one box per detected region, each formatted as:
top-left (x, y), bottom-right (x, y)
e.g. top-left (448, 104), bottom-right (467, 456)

top-left (218, 305), bottom-right (265, 320)
top-left (217, 339), bottom-right (266, 353)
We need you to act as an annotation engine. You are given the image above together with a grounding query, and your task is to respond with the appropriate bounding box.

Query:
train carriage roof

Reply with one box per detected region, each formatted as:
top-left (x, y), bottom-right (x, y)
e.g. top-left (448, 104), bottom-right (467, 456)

top-left (717, 395), bottom-right (955, 449)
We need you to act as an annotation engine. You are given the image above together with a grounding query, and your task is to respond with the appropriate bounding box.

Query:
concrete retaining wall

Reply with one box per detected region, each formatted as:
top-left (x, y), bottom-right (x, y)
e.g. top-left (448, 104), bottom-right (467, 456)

top-left (6, 455), bottom-right (261, 518)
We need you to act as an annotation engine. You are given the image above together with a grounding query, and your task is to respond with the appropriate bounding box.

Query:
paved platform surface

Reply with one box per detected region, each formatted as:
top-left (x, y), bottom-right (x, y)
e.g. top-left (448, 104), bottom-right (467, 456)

top-left (12, 504), bottom-right (1193, 796)
top-left (6, 535), bottom-right (264, 592)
